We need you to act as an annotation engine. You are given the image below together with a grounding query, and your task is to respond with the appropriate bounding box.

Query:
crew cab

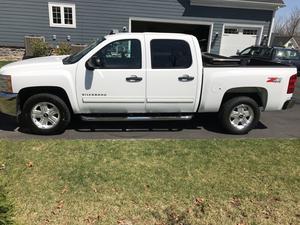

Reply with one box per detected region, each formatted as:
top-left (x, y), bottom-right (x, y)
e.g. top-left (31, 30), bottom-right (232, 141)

top-left (0, 33), bottom-right (297, 135)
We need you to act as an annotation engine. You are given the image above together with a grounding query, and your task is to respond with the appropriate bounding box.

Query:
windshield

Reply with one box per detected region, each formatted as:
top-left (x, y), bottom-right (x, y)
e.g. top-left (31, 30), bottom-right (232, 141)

top-left (63, 38), bottom-right (106, 64)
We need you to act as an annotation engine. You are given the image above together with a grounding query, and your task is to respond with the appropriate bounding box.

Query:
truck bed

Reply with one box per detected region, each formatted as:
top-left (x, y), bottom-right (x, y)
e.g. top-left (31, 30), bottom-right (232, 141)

top-left (202, 53), bottom-right (292, 68)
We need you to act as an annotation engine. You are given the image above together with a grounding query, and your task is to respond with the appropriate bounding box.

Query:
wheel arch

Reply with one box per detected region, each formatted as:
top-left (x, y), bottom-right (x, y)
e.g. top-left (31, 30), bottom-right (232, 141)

top-left (221, 87), bottom-right (268, 110)
top-left (17, 86), bottom-right (74, 114)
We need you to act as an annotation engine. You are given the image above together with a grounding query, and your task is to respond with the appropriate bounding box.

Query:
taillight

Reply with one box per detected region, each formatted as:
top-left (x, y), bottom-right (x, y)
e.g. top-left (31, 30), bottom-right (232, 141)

top-left (287, 74), bottom-right (298, 94)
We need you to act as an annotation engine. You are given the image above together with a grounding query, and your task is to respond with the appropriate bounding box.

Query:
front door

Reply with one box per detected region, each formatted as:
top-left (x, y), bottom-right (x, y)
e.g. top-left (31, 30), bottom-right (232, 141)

top-left (145, 36), bottom-right (199, 113)
top-left (76, 38), bottom-right (146, 113)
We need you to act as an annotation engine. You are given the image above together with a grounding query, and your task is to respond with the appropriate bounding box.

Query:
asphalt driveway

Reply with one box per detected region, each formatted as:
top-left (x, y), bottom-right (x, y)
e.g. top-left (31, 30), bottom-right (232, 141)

top-left (0, 82), bottom-right (299, 140)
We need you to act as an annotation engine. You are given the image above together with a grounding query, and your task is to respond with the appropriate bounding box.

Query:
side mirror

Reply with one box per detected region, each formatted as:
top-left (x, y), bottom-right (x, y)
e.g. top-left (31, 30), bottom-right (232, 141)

top-left (85, 56), bottom-right (102, 71)
top-left (85, 58), bottom-right (95, 71)
top-left (236, 50), bottom-right (241, 55)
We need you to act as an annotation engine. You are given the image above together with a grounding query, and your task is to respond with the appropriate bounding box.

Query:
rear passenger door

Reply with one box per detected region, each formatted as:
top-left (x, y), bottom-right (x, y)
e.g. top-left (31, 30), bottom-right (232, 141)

top-left (145, 36), bottom-right (199, 113)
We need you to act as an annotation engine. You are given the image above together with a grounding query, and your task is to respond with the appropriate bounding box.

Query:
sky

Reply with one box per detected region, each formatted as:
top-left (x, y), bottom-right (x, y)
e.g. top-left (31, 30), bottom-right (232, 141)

top-left (276, 0), bottom-right (300, 20)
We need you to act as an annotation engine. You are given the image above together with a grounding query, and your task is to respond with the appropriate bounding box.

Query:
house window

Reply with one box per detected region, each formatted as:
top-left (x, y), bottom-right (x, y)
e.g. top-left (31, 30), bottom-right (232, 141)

top-left (48, 3), bottom-right (76, 28)
top-left (224, 28), bottom-right (239, 34)
top-left (243, 29), bottom-right (258, 35)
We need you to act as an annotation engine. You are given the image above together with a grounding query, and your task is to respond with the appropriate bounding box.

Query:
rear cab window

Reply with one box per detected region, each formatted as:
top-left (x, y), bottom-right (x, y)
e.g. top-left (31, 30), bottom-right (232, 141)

top-left (150, 39), bottom-right (193, 69)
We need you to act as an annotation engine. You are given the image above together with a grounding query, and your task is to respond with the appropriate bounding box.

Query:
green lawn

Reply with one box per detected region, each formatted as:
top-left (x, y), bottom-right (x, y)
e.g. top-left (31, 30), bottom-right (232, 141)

top-left (0, 61), bottom-right (12, 68)
top-left (0, 139), bottom-right (299, 225)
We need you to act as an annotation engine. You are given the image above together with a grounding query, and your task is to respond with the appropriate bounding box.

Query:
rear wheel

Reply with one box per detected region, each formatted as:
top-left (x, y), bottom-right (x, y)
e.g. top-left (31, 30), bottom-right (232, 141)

top-left (21, 94), bottom-right (71, 135)
top-left (219, 96), bottom-right (260, 134)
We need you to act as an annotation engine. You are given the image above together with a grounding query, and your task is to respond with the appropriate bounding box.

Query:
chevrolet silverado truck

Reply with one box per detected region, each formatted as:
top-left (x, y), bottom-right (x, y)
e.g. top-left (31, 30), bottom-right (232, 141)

top-left (0, 33), bottom-right (297, 135)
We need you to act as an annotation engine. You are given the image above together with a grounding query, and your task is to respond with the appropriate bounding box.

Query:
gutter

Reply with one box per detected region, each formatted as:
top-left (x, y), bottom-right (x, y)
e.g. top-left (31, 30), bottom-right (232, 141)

top-left (191, 0), bottom-right (286, 10)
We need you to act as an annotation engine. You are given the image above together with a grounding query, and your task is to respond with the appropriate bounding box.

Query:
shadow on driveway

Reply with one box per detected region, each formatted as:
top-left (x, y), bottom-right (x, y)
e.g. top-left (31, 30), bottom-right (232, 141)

top-left (0, 113), bottom-right (268, 135)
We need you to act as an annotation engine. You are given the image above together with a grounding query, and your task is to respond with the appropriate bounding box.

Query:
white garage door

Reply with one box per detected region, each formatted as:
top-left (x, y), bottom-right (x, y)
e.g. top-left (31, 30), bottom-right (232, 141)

top-left (220, 26), bottom-right (261, 57)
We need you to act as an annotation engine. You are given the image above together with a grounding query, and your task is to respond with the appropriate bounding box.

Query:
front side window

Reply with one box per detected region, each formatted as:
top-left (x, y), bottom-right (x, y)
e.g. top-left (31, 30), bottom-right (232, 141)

top-left (151, 39), bottom-right (192, 69)
top-left (49, 3), bottom-right (76, 28)
top-left (93, 39), bottom-right (142, 69)
top-left (251, 47), bottom-right (263, 57)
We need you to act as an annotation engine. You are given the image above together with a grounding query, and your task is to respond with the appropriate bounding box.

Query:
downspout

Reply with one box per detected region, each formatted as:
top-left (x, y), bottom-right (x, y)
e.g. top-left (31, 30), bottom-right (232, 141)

top-left (267, 9), bottom-right (276, 47)
top-left (268, 3), bottom-right (286, 46)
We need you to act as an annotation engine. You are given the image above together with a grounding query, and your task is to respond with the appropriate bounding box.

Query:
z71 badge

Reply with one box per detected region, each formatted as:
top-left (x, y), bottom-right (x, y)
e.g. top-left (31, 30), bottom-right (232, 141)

top-left (267, 77), bottom-right (282, 83)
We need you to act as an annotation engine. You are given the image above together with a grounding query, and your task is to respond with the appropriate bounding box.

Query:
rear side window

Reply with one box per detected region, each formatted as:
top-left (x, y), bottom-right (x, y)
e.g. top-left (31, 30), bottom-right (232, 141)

top-left (260, 48), bottom-right (273, 59)
top-left (150, 39), bottom-right (192, 69)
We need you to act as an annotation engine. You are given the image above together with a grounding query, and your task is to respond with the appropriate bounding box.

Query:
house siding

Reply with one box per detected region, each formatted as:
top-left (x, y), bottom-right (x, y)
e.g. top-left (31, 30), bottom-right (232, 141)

top-left (0, 0), bottom-right (273, 54)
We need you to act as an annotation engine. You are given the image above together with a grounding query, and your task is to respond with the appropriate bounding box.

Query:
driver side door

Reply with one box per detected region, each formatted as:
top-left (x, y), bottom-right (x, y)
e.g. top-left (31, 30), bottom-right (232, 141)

top-left (76, 37), bottom-right (146, 113)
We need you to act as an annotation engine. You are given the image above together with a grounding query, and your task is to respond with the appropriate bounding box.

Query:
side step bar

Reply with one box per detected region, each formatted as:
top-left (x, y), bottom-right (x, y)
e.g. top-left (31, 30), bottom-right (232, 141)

top-left (80, 115), bottom-right (193, 122)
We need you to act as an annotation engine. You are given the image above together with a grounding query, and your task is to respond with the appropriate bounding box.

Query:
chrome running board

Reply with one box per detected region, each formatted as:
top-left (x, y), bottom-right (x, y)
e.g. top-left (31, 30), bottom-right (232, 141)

top-left (80, 115), bottom-right (193, 122)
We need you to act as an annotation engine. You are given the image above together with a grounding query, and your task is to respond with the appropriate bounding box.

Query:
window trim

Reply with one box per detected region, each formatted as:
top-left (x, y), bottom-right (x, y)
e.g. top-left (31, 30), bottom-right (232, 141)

top-left (48, 2), bottom-right (76, 28)
top-left (150, 39), bottom-right (193, 70)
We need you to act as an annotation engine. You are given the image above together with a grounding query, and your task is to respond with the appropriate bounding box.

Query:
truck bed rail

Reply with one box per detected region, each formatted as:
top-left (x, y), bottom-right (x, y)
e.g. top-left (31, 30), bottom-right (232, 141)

top-left (202, 53), bottom-right (292, 68)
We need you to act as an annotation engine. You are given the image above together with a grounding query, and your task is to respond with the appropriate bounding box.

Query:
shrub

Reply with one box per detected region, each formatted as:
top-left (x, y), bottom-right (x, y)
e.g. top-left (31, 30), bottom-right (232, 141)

top-left (53, 42), bottom-right (72, 55)
top-left (31, 40), bottom-right (50, 57)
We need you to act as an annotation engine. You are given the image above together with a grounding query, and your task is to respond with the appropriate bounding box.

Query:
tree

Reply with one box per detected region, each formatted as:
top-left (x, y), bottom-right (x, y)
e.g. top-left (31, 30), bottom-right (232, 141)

top-left (274, 8), bottom-right (300, 37)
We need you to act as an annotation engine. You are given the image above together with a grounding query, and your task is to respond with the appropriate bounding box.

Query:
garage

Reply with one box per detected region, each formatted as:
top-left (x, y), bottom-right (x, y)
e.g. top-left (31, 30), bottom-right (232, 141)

top-left (220, 25), bottom-right (263, 57)
top-left (130, 18), bottom-right (212, 53)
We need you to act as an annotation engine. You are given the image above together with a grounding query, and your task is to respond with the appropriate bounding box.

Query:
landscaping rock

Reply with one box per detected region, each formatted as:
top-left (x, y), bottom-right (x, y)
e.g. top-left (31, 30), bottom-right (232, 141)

top-left (0, 47), bottom-right (25, 61)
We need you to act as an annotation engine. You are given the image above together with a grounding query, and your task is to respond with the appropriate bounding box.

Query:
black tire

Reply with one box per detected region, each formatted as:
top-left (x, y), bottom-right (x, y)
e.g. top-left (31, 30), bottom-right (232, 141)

top-left (21, 93), bottom-right (71, 135)
top-left (219, 96), bottom-right (260, 135)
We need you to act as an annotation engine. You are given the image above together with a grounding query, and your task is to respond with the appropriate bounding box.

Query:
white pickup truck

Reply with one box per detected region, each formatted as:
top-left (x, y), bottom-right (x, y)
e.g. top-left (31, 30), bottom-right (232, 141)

top-left (0, 33), bottom-right (297, 135)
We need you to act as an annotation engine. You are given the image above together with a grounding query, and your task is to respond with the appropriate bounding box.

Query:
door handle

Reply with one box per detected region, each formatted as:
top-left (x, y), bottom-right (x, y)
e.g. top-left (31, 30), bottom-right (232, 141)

top-left (126, 75), bottom-right (143, 83)
top-left (178, 75), bottom-right (194, 82)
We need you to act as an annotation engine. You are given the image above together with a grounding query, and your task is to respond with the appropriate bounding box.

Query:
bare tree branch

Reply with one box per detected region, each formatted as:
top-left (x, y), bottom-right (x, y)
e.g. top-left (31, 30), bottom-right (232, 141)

top-left (274, 7), bottom-right (300, 37)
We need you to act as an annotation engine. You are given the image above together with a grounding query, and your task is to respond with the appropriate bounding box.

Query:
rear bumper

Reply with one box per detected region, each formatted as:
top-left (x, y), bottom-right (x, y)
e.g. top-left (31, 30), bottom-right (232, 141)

top-left (0, 92), bottom-right (17, 116)
top-left (282, 99), bottom-right (296, 110)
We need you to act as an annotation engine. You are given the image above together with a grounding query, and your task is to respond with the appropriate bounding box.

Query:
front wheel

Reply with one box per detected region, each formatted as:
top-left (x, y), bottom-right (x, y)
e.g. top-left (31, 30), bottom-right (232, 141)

top-left (219, 96), bottom-right (260, 135)
top-left (21, 94), bottom-right (71, 135)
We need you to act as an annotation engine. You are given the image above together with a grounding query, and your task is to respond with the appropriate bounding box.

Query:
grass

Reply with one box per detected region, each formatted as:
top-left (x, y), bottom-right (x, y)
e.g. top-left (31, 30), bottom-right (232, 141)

top-left (0, 186), bottom-right (14, 225)
top-left (0, 61), bottom-right (12, 68)
top-left (0, 139), bottom-right (299, 225)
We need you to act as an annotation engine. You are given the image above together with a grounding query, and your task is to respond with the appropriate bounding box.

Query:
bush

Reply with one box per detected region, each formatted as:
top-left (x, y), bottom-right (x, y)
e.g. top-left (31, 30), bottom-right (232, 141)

top-left (31, 40), bottom-right (50, 57)
top-left (53, 42), bottom-right (72, 55)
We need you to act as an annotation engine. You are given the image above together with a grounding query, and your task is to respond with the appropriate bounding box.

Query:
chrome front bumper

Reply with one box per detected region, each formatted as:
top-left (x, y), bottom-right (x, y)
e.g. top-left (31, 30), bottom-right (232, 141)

top-left (0, 92), bottom-right (17, 116)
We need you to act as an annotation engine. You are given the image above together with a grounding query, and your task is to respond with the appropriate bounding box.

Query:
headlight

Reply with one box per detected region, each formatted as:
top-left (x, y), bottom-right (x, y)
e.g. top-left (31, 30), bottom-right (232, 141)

top-left (0, 75), bottom-right (13, 93)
